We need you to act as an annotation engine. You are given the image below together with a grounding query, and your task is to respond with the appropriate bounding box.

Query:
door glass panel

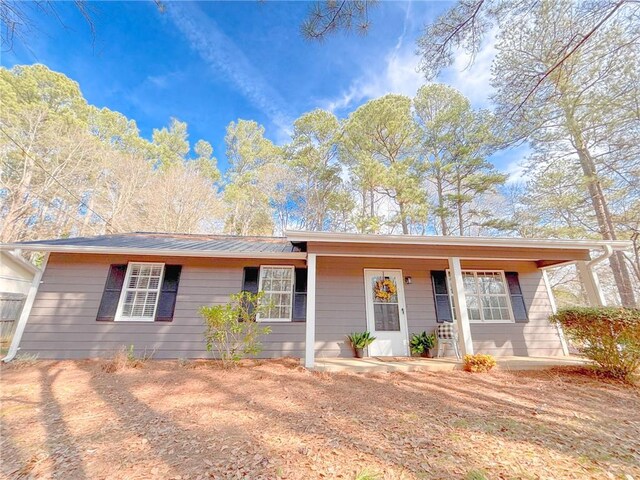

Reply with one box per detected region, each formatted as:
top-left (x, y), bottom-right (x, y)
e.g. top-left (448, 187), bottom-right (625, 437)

top-left (371, 275), bottom-right (401, 331)
top-left (374, 304), bottom-right (400, 331)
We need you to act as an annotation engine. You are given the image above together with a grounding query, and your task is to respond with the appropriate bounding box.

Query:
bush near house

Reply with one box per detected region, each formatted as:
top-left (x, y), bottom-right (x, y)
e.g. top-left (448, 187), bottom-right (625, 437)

top-left (463, 354), bottom-right (497, 373)
top-left (200, 291), bottom-right (271, 367)
top-left (550, 307), bottom-right (640, 382)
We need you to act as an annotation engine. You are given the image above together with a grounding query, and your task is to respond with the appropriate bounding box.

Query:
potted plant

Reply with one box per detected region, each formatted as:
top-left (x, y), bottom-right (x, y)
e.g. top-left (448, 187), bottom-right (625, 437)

top-left (410, 331), bottom-right (436, 358)
top-left (346, 331), bottom-right (376, 358)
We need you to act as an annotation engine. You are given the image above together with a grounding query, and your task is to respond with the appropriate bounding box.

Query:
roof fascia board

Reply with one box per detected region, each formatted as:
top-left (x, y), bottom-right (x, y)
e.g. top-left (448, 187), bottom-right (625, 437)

top-left (0, 244), bottom-right (306, 259)
top-left (285, 231), bottom-right (632, 251)
top-left (309, 253), bottom-right (571, 263)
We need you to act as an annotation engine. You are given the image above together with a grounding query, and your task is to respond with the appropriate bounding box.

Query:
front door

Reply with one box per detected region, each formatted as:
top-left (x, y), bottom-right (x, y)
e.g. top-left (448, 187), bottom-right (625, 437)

top-left (364, 269), bottom-right (409, 357)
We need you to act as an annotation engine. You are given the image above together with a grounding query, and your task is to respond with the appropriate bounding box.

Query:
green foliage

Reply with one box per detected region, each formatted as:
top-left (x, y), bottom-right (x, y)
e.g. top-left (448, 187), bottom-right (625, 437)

top-left (413, 84), bottom-right (504, 235)
top-left (550, 307), bottom-right (640, 381)
top-left (0, 64), bottom-right (222, 244)
top-left (410, 331), bottom-right (436, 355)
top-left (346, 331), bottom-right (376, 349)
top-left (200, 291), bottom-right (272, 367)
top-left (342, 94), bottom-right (425, 234)
top-left (463, 354), bottom-right (497, 373)
top-left (353, 470), bottom-right (382, 480)
top-left (465, 469), bottom-right (489, 480)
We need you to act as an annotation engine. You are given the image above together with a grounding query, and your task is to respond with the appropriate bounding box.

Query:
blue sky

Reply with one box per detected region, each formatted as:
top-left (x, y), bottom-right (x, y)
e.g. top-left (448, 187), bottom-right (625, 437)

top-left (2, 0), bottom-right (527, 176)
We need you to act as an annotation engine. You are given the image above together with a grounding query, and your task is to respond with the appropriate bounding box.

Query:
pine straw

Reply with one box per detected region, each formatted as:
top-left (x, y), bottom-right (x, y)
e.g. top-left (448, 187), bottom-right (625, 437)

top-left (1, 359), bottom-right (639, 480)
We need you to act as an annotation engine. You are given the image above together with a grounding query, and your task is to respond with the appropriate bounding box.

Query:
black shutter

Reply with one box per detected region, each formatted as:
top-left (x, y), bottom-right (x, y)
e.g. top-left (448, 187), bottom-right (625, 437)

top-left (242, 267), bottom-right (260, 294)
top-left (241, 267), bottom-right (260, 320)
top-left (505, 272), bottom-right (528, 323)
top-left (156, 265), bottom-right (182, 322)
top-left (293, 267), bottom-right (307, 322)
top-left (96, 264), bottom-right (127, 321)
top-left (431, 270), bottom-right (453, 323)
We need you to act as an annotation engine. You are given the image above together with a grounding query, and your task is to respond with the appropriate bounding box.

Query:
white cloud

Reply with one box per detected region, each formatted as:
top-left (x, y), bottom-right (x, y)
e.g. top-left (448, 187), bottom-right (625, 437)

top-left (440, 28), bottom-right (498, 108)
top-left (323, 2), bottom-right (424, 114)
top-left (166, 3), bottom-right (292, 137)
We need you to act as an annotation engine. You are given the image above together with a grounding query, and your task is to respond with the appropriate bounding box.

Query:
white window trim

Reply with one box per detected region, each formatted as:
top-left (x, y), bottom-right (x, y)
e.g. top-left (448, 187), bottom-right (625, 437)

top-left (257, 265), bottom-right (295, 323)
top-left (446, 269), bottom-right (515, 324)
top-left (115, 262), bottom-right (165, 322)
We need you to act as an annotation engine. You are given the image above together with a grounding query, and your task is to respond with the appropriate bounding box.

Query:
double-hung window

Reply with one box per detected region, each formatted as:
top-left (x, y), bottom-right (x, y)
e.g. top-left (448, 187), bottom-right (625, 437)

top-left (116, 262), bottom-right (165, 321)
top-left (258, 266), bottom-right (294, 322)
top-left (447, 270), bottom-right (514, 323)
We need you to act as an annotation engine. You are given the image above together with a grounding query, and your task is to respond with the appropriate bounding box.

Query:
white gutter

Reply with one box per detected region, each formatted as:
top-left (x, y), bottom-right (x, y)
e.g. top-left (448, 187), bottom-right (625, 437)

top-left (2, 253), bottom-right (50, 363)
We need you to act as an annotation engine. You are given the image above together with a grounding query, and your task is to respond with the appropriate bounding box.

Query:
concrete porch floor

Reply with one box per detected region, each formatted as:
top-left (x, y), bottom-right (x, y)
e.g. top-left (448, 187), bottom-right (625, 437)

top-left (312, 355), bottom-right (589, 373)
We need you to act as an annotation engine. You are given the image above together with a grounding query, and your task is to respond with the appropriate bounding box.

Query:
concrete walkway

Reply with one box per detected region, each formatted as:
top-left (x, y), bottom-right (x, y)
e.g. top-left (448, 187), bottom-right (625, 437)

top-left (312, 355), bottom-right (588, 373)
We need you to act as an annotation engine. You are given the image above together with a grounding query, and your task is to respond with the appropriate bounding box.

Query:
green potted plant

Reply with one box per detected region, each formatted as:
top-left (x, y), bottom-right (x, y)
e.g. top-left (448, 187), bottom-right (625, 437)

top-left (410, 331), bottom-right (436, 358)
top-left (346, 331), bottom-right (376, 358)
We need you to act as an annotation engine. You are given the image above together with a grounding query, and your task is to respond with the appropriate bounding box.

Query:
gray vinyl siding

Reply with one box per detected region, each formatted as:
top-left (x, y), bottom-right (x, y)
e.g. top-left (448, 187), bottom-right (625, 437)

top-left (21, 252), bottom-right (564, 360)
top-left (20, 253), bottom-right (306, 359)
top-left (314, 257), bottom-right (564, 358)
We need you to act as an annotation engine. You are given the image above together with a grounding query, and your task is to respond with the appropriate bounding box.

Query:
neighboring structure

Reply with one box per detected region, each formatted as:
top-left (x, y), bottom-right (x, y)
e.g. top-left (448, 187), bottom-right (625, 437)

top-left (0, 250), bottom-right (38, 296)
top-left (0, 231), bottom-right (630, 366)
top-left (0, 251), bottom-right (39, 356)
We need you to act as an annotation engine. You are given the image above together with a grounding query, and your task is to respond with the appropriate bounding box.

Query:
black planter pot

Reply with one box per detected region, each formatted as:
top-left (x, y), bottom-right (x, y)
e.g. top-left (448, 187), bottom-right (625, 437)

top-left (354, 347), bottom-right (364, 358)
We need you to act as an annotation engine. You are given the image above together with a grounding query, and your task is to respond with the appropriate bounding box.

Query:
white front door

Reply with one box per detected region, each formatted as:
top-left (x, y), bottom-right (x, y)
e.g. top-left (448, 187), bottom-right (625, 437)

top-left (364, 269), bottom-right (409, 357)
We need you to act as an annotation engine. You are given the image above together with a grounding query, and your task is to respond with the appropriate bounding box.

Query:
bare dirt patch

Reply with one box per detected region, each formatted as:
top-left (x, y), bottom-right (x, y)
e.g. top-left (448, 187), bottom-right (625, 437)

top-left (1, 359), bottom-right (639, 479)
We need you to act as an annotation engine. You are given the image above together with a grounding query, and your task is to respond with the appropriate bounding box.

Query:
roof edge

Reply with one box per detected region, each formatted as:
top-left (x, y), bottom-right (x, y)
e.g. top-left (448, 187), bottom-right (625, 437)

top-left (0, 244), bottom-right (307, 259)
top-left (285, 231), bottom-right (633, 251)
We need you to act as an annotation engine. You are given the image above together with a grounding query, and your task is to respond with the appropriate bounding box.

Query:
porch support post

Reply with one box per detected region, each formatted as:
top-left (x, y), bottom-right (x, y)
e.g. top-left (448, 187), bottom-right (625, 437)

top-left (3, 252), bottom-right (49, 362)
top-left (541, 268), bottom-right (570, 356)
top-left (304, 253), bottom-right (317, 369)
top-left (448, 257), bottom-right (474, 356)
top-left (576, 261), bottom-right (606, 306)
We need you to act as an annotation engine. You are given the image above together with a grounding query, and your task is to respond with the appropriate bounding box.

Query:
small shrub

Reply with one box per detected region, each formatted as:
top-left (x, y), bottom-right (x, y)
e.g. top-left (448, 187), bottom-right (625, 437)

top-left (410, 331), bottom-right (436, 355)
top-left (463, 354), bottom-right (497, 373)
top-left (200, 291), bottom-right (271, 367)
top-left (346, 331), bottom-right (376, 349)
top-left (550, 307), bottom-right (640, 382)
top-left (102, 345), bottom-right (154, 373)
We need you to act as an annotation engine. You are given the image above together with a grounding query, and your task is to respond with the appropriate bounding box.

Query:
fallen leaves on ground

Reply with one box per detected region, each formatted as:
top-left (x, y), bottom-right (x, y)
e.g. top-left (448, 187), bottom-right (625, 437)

top-left (1, 359), bottom-right (639, 480)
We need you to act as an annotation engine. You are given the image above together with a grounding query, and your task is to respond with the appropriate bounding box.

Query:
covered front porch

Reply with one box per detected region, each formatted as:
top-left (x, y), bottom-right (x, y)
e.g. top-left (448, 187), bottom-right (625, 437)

top-left (288, 231), bottom-right (630, 370)
top-left (312, 355), bottom-right (589, 373)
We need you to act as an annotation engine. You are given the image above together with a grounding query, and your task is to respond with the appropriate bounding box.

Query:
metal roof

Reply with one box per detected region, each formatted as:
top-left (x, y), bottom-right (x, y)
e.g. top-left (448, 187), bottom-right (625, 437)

top-left (3, 232), bottom-right (303, 257)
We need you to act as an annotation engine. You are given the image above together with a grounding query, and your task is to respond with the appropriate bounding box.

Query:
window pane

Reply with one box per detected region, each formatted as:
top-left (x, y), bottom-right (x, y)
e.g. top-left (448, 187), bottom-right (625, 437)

top-left (259, 267), bottom-right (294, 320)
top-left (374, 304), bottom-right (400, 331)
top-left (462, 273), bottom-right (478, 294)
top-left (120, 263), bottom-right (164, 320)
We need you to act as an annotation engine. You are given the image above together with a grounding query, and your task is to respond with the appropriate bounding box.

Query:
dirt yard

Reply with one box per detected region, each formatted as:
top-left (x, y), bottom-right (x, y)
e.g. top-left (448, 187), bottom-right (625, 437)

top-left (1, 359), bottom-right (639, 480)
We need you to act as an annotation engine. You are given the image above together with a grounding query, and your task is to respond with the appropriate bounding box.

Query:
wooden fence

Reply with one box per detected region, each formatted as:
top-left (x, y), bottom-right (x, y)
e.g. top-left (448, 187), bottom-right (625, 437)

top-left (0, 292), bottom-right (26, 354)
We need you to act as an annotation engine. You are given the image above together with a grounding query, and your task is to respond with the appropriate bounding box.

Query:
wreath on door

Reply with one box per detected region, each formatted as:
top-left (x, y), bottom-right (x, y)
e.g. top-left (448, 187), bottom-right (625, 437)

top-left (374, 278), bottom-right (397, 302)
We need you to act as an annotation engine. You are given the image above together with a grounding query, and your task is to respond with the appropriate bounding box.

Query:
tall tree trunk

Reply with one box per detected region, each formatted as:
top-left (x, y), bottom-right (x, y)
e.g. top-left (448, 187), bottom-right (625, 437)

top-left (565, 111), bottom-right (637, 306)
top-left (398, 201), bottom-right (409, 234)
top-left (435, 168), bottom-right (448, 236)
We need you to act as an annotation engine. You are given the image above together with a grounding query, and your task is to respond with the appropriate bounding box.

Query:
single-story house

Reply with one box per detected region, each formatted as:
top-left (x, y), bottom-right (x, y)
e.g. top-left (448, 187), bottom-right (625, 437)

top-left (0, 231), bottom-right (630, 367)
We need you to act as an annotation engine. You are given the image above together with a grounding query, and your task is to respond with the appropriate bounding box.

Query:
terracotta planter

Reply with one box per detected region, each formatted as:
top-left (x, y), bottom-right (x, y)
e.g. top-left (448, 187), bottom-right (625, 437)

top-left (420, 349), bottom-right (433, 358)
top-left (354, 347), bottom-right (364, 358)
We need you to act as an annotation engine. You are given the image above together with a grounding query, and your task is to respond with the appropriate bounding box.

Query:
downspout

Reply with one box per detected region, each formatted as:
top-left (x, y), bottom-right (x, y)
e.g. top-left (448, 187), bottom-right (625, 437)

top-left (579, 244), bottom-right (614, 306)
top-left (587, 244), bottom-right (614, 268)
top-left (2, 252), bottom-right (49, 362)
